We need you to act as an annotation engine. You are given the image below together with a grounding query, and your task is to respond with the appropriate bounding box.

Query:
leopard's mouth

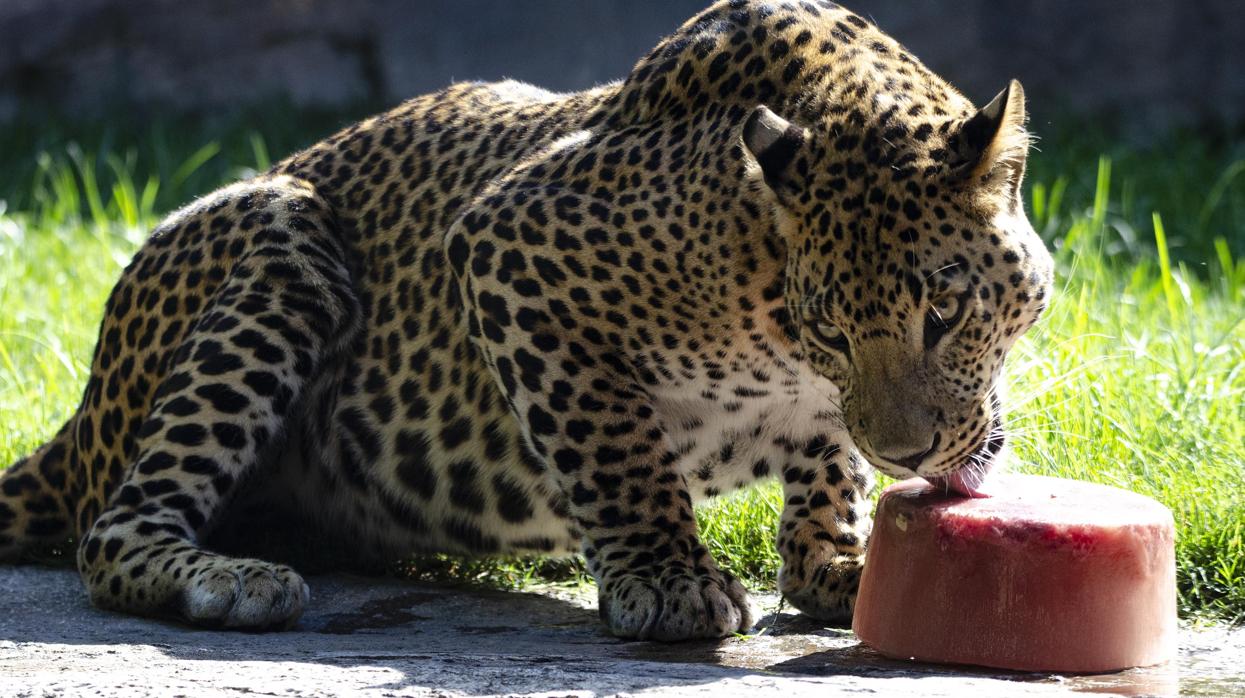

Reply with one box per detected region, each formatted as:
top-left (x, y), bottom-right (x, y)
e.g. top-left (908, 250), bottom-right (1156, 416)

top-left (922, 407), bottom-right (1006, 498)
top-left (853, 392), bottom-right (1008, 495)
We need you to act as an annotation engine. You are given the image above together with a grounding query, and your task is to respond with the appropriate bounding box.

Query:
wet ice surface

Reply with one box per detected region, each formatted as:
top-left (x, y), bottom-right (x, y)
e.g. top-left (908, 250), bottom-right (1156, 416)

top-left (0, 565), bottom-right (1239, 697)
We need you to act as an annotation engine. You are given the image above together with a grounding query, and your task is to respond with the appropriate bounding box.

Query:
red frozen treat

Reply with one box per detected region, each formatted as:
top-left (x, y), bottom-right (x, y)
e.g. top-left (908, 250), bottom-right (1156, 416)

top-left (852, 474), bottom-right (1177, 673)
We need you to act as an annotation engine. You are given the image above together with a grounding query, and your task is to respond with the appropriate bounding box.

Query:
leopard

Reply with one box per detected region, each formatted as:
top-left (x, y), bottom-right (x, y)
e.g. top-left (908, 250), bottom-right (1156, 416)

top-left (0, 0), bottom-right (1053, 641)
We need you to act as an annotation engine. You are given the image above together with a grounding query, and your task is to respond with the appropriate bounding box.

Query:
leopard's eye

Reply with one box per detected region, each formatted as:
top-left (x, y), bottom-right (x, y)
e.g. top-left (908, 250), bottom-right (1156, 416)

top-left (930, 294), bottom-right (962, 323)
top-left (808, 319), bottom-right (850, 354)
top-left (924, 289), bottom-right (970, 349)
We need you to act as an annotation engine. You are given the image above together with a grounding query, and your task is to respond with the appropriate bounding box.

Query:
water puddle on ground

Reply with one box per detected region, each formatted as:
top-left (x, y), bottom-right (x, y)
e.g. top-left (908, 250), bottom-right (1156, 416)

top-left (623, 618), bottom-right (1245, 697)
top-left (311, 591), bottom-right (439, 635)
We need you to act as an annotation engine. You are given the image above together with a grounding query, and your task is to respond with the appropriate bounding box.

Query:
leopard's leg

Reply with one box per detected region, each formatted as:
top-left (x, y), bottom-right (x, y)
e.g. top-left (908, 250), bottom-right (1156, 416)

top-left (0, 423), bottom-right (77, 560)
top-left (448, 196), bottom-right (755, 642)
top-left (511, 366), bottom-right (755, 641)
top-left (775, 433), bottom-right (875, 624)
top-left (76, 176), bottom-right (360, 629)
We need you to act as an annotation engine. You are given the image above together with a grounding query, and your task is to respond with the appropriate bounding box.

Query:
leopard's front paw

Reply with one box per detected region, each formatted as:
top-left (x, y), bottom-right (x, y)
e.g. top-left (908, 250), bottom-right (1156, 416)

top-left (598, 567), bottom-right (757, 641)
top-left (182, 556), bottom-right (309, 630)
top-left (779, 554), bottom-right (863, 625)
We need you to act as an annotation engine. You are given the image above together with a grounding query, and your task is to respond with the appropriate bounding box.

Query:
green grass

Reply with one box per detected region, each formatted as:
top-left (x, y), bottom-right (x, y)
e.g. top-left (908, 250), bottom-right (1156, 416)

top-left (0, 111), bottom-right (1242, 620)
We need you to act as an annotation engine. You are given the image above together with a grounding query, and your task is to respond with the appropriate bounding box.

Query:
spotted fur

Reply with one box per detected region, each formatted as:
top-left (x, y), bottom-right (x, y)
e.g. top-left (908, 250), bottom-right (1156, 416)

top-left (0, 1), bottom-right (1052, 638)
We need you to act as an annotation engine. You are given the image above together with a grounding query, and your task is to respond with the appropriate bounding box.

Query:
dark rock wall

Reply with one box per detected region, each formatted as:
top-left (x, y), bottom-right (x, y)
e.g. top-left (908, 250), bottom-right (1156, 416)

top-left (1, 0), bottom-right (1241, 128)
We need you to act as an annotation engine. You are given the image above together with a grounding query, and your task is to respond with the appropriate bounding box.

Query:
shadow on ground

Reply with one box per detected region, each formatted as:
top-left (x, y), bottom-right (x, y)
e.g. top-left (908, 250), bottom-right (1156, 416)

top-left (0, 564), bottom-right (1240, 697)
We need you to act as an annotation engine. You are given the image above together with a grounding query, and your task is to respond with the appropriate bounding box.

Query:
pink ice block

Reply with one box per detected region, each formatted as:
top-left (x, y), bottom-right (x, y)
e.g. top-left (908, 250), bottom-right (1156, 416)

top-left (852, 474), bottom-right (1177, 673)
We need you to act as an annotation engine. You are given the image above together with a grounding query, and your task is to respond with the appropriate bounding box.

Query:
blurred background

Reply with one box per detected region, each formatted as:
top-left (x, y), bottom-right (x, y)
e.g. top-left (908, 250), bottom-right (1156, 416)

top-left (1, 0), bottom-right (1242, 129)
top-left (0, 1), bottom-right (1242, 621)
top-left (2, 0), bottom-right (1242, 263)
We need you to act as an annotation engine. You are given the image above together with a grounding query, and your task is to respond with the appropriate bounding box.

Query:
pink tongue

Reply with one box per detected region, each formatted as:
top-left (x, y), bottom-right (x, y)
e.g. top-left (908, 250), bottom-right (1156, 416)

top-left (925, 468), bottom-right (992, 498)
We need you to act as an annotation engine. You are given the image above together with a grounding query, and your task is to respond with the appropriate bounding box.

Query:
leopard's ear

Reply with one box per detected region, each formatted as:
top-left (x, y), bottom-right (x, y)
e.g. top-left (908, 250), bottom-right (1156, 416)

top-left (948, 80), bottom-right (1029, 192)
top-left (742, 105), bottom-right (808, 193)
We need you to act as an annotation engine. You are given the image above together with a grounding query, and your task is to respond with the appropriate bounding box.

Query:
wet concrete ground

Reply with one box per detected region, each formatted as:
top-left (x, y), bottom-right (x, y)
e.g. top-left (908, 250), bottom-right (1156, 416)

top-left (0, 565), bottom-right (1240, 697)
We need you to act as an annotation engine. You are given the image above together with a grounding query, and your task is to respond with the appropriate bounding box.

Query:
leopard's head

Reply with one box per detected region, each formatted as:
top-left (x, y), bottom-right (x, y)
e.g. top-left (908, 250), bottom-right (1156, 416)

top-left (743, 80), bottom-right (1054, 495)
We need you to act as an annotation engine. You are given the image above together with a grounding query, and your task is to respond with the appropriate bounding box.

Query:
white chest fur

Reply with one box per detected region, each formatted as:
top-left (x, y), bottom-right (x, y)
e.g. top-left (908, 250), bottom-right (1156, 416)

top-left (649, 342), bottom-right (845, 499)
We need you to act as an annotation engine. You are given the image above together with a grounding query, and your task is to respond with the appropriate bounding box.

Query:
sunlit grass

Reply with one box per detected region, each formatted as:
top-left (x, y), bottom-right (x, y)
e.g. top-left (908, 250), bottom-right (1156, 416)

top-left (0, 114), bottom-right (1242, 620)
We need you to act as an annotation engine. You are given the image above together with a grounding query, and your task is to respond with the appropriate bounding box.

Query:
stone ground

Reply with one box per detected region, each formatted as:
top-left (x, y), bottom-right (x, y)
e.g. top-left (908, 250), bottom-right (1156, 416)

top-left (0, 565), bottom-right (1241, 697)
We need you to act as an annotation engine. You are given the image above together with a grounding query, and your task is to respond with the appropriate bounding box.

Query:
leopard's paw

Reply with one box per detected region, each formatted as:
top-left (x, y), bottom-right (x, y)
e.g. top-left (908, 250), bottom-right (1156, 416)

top-left (778, 554), bottom-right (863, 625)
top-left (599, 567), bottom-right (756, 641)
top-left (181, 556), bottom-right (309, 630)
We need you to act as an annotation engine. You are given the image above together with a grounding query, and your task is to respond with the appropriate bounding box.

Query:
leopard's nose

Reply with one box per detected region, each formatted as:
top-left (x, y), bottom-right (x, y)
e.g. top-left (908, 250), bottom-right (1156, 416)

top-left (878, 432), bottom-right (940, 471)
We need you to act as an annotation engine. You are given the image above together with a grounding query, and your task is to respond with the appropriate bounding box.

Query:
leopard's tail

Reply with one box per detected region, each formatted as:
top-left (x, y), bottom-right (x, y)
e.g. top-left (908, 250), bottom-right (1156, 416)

top-left (0, 419), bottom-right (77, 561)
